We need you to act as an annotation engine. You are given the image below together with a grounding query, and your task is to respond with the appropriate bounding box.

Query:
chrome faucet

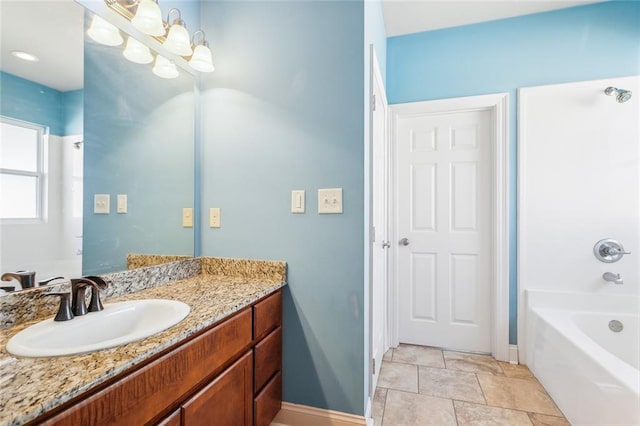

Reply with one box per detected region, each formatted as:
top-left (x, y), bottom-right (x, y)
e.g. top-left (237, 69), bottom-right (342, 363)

top-left (602, 272), bottom-right (623, 285)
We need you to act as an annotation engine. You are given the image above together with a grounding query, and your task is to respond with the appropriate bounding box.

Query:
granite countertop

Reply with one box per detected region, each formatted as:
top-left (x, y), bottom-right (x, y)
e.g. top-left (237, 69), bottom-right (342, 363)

top-left (0, 274), bottom-right (285, 426)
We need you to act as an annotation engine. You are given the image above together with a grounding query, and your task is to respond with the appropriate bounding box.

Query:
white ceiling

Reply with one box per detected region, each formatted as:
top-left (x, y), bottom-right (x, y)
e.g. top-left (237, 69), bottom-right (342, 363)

top-left (382, 0), bottom-right (603, 37)
top-left (0, 0), bottom-right (84, 92)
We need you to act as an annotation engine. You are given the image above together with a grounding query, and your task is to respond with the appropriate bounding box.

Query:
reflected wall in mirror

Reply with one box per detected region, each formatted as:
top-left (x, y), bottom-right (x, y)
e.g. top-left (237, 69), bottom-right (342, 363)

top-left (0, 0), bottom-right (195, 291)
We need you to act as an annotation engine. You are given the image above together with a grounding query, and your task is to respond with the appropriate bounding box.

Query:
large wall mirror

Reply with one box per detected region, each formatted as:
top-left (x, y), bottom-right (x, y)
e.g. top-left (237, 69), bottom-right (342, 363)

top-left (0, 0), bottom-right (196, 291)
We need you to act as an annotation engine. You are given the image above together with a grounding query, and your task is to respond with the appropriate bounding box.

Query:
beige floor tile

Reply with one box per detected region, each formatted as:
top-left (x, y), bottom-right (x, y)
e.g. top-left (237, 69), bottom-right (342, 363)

top-left (372, 387), bottom-right (387, 426)
top-left (418, 366), bottom-right (486, 404)
top-left (383, 349), bottom-right (393, 361)
top-left (444, 351), bottom-right (504, 375)
top-left (383, 390), bottom-right (456, 426)
top-left (528, 413), bottom-right (571, 426)
top-left (454, 401), bottom-right (533, 425)
top-left (477, 375), bottom-right (563, 416)
top-left (393, 344), bottom-right (445, 368)
top-left (499, 362), bottom-right (535, 380)
top-left (378, 361), bottom-right (418, 393)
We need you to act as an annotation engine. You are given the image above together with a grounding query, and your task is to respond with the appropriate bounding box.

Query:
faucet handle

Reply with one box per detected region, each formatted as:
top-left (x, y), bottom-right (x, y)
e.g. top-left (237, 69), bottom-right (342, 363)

top-left (42, 292), bottom-right (74, 321)
top-left (85, 276), bottom-right (107, 312)
top-left (38, 276), bottom-right (65, 286)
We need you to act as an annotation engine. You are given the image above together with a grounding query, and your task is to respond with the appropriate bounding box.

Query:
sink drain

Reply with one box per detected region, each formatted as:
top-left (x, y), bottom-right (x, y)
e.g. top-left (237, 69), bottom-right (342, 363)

top-left (608, 320), bottom-right (624, 332)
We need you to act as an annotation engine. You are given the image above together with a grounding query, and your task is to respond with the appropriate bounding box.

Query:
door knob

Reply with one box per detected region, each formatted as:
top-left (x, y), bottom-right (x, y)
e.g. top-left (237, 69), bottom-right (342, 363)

top-left (399, 238), bottom-right (410, 246)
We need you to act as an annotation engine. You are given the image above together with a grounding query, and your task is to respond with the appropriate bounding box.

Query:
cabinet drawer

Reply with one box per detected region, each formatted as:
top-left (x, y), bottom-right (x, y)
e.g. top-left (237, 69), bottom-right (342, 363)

top-left (155, 409), bottom-right (180, 426)
top-left (182, 351), bottom-right (253, 426)
top-left (254, 371), bottom-right (282, 426)
top-left (253, 290), bottom-right (282, 341)
top-left (254, 326), bottom-right (282, 393)
top-left (40, 308), bottom-right (252, 426)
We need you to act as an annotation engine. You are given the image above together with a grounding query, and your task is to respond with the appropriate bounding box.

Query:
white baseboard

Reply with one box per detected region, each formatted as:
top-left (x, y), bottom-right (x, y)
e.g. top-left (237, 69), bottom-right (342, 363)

top-left (509, 344), bottom-right (519, 364)
top-left (271, 402), bottom-right (367, 426)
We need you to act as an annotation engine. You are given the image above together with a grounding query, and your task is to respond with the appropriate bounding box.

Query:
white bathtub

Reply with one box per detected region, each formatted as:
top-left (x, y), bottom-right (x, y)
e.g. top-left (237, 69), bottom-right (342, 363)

top-left (525, 290), bottom-right (640, 425)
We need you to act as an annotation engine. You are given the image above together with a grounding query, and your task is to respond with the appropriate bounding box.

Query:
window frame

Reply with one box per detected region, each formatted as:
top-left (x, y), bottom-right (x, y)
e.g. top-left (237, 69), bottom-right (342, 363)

top-left (0, 116), bottom-right (46, 223)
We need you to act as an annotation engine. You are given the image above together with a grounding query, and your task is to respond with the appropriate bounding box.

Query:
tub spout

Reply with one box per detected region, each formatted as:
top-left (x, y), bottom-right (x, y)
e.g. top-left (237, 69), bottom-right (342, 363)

top-left (602, 272), bottom-right (623, 285)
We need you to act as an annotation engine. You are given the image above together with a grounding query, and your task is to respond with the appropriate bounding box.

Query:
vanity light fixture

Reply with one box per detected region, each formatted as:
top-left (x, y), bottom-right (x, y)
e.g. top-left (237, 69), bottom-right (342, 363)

top-left (163, 9), bottom-right (192, 56)
top-left (152, 55), bottom-right (179, 79)
top-left (87, 15), bottom-right (124, 46)
top-left (11, 50), bottom-right (39, 62)
top-left (103, 0), bottom-right (216, 73)
top-left (131, 0), bottom-right (165, 36)
top-left (188, 30), bottom-right (215, 73)
top-left (123, 36), bottom-right (153, 64)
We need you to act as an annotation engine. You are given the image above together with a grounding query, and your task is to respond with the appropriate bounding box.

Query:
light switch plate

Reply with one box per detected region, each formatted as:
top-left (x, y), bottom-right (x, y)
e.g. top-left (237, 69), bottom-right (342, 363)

top-left (117, 194), bottom-right (127, 214)
top-left (182, 208), bottom-right (193, 227)
top-left (291, 190), bottom-right (305, 213)
top-left (318, 188), bottom-right (343, 214)
top-left (209, 207), bottom-right (221, 228)
top-left (94, 194), bottom-right (110, 214)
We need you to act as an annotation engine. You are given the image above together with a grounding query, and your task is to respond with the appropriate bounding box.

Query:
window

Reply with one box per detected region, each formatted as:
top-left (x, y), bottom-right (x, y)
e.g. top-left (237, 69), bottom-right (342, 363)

top-left (0, 117), bottom-right (45, 220)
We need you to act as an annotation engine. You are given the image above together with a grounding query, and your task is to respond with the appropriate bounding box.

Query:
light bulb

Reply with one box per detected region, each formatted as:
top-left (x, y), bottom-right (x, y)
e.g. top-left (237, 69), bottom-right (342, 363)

top-left (189, 44), bottom-right (215, 73)
top-left (87, 15), bottom-right (123, 46)
top-left (123, 37), bottom-right (153, 64)
top-left (164, 23), bottom-right (193, 56)
top-left (131, 0), bottom-right (165, 36)
top-left (152, 55), bottom-right (179, 79)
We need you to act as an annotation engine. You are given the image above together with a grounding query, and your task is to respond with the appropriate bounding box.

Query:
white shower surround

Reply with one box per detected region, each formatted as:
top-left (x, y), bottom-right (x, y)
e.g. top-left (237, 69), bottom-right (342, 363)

top-left (518, 75), bottom-right (640, 423)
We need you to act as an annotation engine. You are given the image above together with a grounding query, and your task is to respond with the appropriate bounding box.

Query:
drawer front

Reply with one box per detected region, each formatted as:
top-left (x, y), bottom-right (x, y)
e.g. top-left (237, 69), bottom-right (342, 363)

top-left (254, 371), bottom-right (282, 426)
top-left (182, 351), bottom-right (253, 426)
top-left (155, 409), bottom-right (181, 426)
top-left (40, 308), bottom-right (252, 426)
top-left (254, 326), bottom-right (282, 393)
top-left (253, 290), bottom-right (282, 341)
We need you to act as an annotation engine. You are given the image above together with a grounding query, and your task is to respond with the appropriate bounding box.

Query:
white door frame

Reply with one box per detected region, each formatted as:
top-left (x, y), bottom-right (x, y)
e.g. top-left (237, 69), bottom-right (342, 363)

top-left (368, 45), bottom-right (389, 400)
top-left (388, 93), bottom-right (510, 361)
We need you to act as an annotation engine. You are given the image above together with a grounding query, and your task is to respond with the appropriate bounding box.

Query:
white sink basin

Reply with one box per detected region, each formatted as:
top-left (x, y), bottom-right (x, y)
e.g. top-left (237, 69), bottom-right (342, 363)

top-left (6, 299), bottom-right (190, 358)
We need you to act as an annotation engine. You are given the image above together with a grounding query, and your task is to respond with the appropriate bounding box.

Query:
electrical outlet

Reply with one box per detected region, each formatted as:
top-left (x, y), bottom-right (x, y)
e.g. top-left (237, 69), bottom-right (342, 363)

top-left (209, 207), bottom-right (221, 228)
top-left (182, 208), bottom-right (193, 227)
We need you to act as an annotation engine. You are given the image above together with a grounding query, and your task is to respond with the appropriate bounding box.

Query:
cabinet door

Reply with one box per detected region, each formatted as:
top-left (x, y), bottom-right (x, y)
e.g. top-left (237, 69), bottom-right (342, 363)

top-left (182, 351), bottom-right (253, 426)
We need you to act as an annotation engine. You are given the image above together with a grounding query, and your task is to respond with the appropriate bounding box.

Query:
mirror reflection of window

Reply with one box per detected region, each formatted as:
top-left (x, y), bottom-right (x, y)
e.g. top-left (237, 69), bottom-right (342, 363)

top-left (0, 117), bottom-right (44, 221)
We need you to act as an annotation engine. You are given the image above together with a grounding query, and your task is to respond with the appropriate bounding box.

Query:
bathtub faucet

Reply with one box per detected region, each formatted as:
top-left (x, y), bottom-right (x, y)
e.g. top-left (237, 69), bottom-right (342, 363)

top-left (602, 272), bottom-right (623, 285)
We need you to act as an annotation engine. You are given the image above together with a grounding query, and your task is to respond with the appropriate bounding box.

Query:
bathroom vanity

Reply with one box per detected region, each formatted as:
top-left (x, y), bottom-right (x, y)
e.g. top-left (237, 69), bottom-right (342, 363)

top-left (0, 258), bottom-right (285, 426)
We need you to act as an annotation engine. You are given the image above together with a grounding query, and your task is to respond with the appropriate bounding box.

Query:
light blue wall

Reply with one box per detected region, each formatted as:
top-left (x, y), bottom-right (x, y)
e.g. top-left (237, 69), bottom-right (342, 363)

top-left (387, 1), bottom-right (640, 344)
top-left (0, 71), bottom-right (82, 136)
top-left (83, 35), bottom-right (195, 275)
top-left (198, 0), bottom-right (366, 416)
top-left (62, 89), bottom-right (83, 136)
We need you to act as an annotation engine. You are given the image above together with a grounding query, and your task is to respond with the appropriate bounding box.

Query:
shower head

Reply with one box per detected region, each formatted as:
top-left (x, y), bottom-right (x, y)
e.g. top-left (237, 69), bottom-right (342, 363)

top-left (604, 86), bottom-right (632, 103)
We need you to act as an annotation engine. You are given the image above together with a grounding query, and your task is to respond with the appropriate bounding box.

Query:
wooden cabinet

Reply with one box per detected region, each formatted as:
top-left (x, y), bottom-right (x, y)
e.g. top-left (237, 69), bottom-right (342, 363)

top-left (182, 351), bottom-right (253, 426)
top-left (32, 289), bottom-right (283, 426)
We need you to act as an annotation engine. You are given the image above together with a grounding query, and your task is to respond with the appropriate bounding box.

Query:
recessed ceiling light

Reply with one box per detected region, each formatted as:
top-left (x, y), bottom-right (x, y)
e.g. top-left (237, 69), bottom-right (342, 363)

top-left (11, 51), bottom-right (39, 62)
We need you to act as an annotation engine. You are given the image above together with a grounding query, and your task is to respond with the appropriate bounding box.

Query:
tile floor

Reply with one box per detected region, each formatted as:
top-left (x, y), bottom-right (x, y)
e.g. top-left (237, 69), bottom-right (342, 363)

top-left (373, 344), bottom-right (570, 426)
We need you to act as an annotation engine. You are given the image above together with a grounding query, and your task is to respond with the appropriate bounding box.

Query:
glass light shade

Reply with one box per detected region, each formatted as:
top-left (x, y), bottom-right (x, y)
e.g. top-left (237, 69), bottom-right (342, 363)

top-left (189, 44), bottom-right (215, 73)
top-left (131, 0), bottom-right (165, 36)
top-left (87, 15), bottom-right (123, 46)
top-left (123, 37), bottom-right (153, 64)
top-left (164, 24), bottom-right (192, 56)
top-left (152, 55), bottom-right (179, 79)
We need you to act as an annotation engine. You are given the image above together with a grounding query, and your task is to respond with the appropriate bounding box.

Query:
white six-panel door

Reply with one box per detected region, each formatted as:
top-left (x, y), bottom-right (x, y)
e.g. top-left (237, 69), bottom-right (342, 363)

top-left (396, 109), bottom-right (492, 353)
